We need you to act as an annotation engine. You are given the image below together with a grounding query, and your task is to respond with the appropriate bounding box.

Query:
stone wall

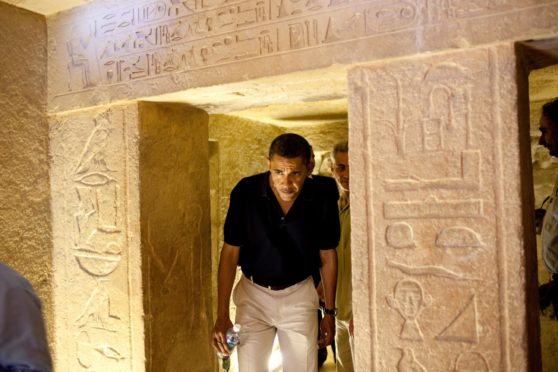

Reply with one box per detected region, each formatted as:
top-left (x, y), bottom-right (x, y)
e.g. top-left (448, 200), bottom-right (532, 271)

top-left (46, 1), bottom-right (558, 112)
top-left (349, 43), bottom-right (535, 371)
top-left (50, 104), bottom-right (144, 371)
top-left (139, 102), bottom-right (214, 372)
top-left (0, 2), bottom-right (53, 348)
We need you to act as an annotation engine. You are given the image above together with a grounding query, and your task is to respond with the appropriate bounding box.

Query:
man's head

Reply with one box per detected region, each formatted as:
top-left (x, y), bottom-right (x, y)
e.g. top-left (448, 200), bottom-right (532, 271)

top-left (330, 140), bottom-right (349, 193)
top-left (268, 133), bottom-right (312, 203)
top-left (539, 98), bottom-right (558, 157)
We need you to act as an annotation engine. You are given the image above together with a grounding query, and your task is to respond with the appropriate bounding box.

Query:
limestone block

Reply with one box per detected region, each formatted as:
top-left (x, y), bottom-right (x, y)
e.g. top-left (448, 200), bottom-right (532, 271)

top-left (139, 102), bottom-right (214, 372)
top-left (0, 1), bottom-right (53, 344)
top-left (46, 0), bottom-right (558, 112)
top-left (349, 43), bottom-right (535, 371)
top-left (50, 105), bottom-right (144, 371)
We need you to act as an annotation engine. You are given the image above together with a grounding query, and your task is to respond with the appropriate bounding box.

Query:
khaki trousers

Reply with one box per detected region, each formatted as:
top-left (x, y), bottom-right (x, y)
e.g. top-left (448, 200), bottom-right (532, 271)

top-left (233, 275), bottom-right (319, 372)
top-left (334, 318), bottom-right (354, 372)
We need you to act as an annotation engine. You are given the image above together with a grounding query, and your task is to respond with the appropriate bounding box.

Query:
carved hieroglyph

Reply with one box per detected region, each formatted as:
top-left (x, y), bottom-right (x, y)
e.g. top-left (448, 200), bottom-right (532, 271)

top-left (47, 0), bottom-right (558, 111)
top-left (50, 106), bottom-right (144, 371)
top-left (349, 44), bottom-right (528, 371)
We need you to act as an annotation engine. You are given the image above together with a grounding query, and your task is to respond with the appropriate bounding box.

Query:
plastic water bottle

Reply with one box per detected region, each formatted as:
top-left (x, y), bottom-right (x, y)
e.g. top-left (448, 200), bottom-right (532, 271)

top-left (217, 324), bottom-right (241, 371)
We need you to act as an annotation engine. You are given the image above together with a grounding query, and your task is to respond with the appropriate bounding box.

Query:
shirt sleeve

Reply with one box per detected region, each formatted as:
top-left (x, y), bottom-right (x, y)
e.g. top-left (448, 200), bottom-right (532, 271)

top-left (224, 181), bottom-right (245, 247)
top-left (0, 282), bottom-right (52, 372)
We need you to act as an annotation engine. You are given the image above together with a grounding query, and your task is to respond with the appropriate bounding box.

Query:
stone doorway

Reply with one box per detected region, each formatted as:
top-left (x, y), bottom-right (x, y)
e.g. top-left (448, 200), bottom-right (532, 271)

top-left (517, 37), bottom-right (558, 372)
top-left (141, 65), bottom-right (349, 371)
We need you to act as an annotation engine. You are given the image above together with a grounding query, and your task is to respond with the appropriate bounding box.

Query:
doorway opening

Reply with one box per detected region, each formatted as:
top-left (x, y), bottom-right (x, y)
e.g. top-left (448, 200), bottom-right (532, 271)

top-left (517, 37), bottom-right (558, 372)
top-left (141, 65), bottom-right (350, 371)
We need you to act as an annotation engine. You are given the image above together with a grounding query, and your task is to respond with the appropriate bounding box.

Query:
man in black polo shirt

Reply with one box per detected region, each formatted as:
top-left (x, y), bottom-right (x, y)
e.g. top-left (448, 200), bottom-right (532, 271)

top-left (212, 133), bottom-right (340, 372)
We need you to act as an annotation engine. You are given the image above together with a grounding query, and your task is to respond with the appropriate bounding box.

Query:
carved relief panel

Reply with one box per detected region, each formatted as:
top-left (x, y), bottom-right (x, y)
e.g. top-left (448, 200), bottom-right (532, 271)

top-left (47, 0), bottom-right (558, 110)
top-left (50, 106), bottom-right (143, 371)
top-left (348, 44), bottom-right (526, 371)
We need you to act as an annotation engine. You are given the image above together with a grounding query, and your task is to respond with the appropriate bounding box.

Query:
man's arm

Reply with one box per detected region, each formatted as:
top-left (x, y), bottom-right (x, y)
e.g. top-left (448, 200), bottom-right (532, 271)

top-left (318, 248), bottom-right (337, 348)
top-left (212, 242), bottom-right (240, 355)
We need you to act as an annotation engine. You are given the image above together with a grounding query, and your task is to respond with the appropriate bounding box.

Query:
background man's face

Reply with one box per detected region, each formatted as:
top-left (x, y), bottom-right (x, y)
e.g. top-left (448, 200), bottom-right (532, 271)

top-left (539, 114), bottom-right (558, 157)
top-left (269, 155), bottom-right (310, 203)
top-left (332, 151), bottom-right (350, 193)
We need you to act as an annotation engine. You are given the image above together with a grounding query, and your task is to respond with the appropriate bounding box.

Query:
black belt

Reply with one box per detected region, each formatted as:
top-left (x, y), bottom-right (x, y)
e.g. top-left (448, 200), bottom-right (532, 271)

top-left (248, 275), bottom-right (298, 291)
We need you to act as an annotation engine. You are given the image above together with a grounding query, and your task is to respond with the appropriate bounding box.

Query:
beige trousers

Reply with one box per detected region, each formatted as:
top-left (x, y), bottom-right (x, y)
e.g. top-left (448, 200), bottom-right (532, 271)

top-left (233, 275), bottom-right (319, 372)
top-left (335, 318), bottom-right (354, 372)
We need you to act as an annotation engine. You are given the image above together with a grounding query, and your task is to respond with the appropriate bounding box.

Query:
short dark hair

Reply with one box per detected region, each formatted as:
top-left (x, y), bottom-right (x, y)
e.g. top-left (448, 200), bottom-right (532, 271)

top-left (542, 98), bottom-right (558, 127)
top-left (330, 140), bottom-right (348, 163)
top-left (269, 133), bottom-right (311, 164)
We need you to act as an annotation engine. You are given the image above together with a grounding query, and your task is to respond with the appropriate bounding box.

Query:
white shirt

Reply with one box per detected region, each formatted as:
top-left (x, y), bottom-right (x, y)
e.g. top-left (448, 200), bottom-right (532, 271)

top-left (542, 176), bottom-right (558, 274)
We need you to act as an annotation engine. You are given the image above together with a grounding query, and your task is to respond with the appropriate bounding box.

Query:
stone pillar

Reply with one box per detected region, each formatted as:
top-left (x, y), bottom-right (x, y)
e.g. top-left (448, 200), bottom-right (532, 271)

top-left (139, 102), bottom-right (214, 372)
top-left (349, 43), bottom-right (539, 371)
top-left (0, 1), bottom-right (53, 346)
top-left (50, 104), bottom-right (144, 371)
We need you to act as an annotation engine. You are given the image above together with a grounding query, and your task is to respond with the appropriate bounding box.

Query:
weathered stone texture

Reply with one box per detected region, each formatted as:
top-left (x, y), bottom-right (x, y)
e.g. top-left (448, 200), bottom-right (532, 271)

top-left (50, 104), bottom-right (144, 371)
top-left (349, 43), bottom-right (532, 371)
top-left (0, 1), bottom-right (53, 347)
top-left (139, 102), bottom-right (214, 372)
top-left (46, 0), bottom-right (558, 112)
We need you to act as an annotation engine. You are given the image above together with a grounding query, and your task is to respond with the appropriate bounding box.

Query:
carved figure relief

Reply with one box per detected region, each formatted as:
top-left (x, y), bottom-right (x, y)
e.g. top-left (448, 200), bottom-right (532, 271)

top-left (386, 222), bottom-right (416, 249)
top-left (384, 150), bottom-right (480, 192)
top-left (436, 294), bottom-right (479, 343)
top-left (387, 279), bottom-right (431, 341)
top-left (436, 226), bottom-right (484, 251)
top-left (421, 63), bottom-right (473, 150)
top-left (72, 113), bottom-right (123, 280)
top-left (75, 284), bottom-right (121, 331)
top-left (387, 259), bottom-right (480, 281)
top-left (365, 1), bottom-right (417, 33)
top-left (66, 110), bottom-right (129, 370)
top-left (452, 351), bottom-right (490, 371)
top-left (397, 348), bottom-right (427, 372)
top-left (384, 195), bottom-right (483, 219)
top-left (427, 0), bottom-right (511, 23)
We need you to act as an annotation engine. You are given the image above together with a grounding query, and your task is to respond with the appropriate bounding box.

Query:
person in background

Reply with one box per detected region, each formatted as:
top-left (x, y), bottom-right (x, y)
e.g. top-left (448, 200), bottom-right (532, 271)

top-left (211, 133), bottom-right (340, 372)
top-left (330, 140), bottom-right (354, 371)
top-left (0, 262), bottom-right (52, 372)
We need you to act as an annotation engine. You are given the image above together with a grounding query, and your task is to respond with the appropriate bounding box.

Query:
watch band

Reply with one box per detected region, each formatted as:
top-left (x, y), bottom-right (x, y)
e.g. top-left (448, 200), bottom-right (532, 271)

top-left (323, 307), bottom-right (337, 316)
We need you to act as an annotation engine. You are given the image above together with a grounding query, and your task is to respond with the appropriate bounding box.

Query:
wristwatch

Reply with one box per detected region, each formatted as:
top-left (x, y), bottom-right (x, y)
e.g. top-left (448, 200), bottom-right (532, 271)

top-left (323, 307), bottom-right (337, 316)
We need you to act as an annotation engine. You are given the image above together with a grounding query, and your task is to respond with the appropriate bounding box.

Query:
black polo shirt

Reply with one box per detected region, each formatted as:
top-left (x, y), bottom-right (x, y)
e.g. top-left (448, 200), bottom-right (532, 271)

top-left (224, 172), bottom-right (340, 287)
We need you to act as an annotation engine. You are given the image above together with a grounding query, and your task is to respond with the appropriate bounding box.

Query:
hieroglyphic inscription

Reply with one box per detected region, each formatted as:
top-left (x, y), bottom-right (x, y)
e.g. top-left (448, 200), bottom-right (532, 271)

top-left (387, 280), bottom-right (431, 341)
top-left (64, 110), bottom-right (131, 370)
top-left (359, 46), bottom-right (507, 370)
top-left (436, 294), bottom-right (479, 344)
top-left (426, 0), bottom-right (511, 23)
top-left (397, 348), bottom-right (427, 372)
top-left (452, 351), bottom-right (490, 371)
top-left (58, 0), bottom-right (423, 92)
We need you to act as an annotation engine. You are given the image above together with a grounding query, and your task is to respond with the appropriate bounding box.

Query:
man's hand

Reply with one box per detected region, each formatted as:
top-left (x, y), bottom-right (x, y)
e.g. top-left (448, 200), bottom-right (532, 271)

top-left (212, 316), bottom-right (234, 356)
top-left (318, 313), bottom-right (336, 348)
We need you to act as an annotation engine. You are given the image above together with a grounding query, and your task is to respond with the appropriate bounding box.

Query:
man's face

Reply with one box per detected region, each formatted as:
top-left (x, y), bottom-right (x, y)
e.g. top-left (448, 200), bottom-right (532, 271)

top-left (539, 114), bottom-right (558, 157)
top-left (269, 155), bottom-right (310, 203)
top-left (331, 151), bottom-right (350, 193)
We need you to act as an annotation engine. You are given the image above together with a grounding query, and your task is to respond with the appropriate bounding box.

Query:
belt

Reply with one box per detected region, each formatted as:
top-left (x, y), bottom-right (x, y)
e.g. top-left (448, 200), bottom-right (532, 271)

top-left (249, 276), bottom-right (292, 291)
